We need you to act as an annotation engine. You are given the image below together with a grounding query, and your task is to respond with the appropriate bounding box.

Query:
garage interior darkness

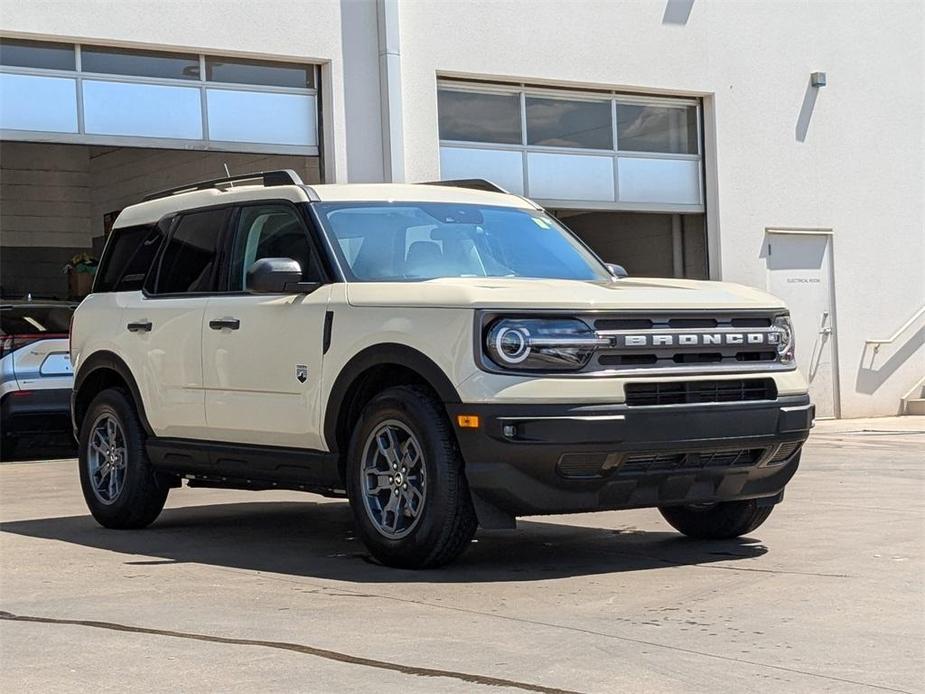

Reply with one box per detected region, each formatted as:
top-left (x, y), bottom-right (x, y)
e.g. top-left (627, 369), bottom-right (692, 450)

top-left (0, 141), bottom-right (320, 298)
top-left (553, 209), bottom-right (708, 279)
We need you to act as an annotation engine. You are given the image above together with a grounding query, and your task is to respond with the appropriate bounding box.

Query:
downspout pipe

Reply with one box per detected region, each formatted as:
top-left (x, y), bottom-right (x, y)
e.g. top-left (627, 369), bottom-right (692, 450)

top-left (377, 0), bottom-right (405, 182)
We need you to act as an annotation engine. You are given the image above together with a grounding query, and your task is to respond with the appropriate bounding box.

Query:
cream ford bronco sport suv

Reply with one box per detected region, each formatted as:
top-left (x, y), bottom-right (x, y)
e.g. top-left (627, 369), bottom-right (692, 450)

top-left (71, 170), bottom-right (813, 568)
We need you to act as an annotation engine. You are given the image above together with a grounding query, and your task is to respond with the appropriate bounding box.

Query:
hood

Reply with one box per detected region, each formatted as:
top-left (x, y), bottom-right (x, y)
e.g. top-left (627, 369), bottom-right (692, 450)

top-left (346, 277), bottom-right (787, 311)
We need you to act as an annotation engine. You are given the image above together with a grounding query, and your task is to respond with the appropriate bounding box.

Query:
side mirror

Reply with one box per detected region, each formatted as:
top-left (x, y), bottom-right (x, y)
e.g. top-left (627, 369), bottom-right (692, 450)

top-left (606, 263), bottom-right (628, 279)
top-left (246, 257), bottom-right (318, 294)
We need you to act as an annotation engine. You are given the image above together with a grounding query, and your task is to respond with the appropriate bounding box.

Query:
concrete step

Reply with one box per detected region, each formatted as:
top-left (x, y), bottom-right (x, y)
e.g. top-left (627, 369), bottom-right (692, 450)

top-left (905, 399), bottom-right (925, 416)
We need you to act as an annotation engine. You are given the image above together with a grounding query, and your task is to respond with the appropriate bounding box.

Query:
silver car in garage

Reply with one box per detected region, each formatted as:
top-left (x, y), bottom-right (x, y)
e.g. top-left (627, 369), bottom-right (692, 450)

top-left (1, 300), bottom-right (76, 458)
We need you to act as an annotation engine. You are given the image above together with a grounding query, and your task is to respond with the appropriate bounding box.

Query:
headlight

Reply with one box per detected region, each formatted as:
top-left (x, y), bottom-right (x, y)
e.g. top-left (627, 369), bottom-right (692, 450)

top-left (485, 318), bottom-right (608, 371)
top-left (772, 314), bottom-right (795, 364)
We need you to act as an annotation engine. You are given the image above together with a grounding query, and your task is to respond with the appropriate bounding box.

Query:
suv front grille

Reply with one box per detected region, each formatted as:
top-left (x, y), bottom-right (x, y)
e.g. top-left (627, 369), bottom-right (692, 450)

top-left (589, 313), bottom-right (782, 373)
top-left (624, 379), bottom-right (777, 406)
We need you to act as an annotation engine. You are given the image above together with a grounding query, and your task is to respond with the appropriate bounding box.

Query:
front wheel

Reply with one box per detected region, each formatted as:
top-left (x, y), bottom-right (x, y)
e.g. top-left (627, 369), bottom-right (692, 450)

top-left (78, 388), bottom-right (169, 529)
top-left (659, 499), bottom-right (775, 539)
top-left (346, 386), bottom-right (477, 569)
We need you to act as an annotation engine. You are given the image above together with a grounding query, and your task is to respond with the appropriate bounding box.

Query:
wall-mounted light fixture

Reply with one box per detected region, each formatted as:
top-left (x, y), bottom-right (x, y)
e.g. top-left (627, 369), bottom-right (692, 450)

top-left (811, 71), bottom-right (827, 88)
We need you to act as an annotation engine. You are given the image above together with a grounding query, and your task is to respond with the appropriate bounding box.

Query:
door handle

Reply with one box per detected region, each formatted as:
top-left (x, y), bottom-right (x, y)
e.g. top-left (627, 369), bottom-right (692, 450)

top-left (127, 321), bottom-right (152, 333)
top-left (209, 318), bottom-right (240, 331)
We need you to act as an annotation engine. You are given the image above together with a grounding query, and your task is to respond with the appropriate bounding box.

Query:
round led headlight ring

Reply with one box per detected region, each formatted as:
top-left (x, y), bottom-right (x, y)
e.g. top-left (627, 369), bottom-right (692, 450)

top-left (494, 326), bottom-right (531, 364)
top-left (772, 315), bottom-right (795, 364)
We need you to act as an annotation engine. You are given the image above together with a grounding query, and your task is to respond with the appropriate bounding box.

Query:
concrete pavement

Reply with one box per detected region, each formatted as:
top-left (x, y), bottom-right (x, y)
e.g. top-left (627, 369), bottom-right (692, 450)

top-left (1, 418), bottom-right (923, 693)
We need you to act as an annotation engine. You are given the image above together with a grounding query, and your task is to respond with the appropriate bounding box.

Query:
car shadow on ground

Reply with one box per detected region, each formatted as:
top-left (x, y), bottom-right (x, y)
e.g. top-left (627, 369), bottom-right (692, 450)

top-left (1, 500), bottom-right (768, 583)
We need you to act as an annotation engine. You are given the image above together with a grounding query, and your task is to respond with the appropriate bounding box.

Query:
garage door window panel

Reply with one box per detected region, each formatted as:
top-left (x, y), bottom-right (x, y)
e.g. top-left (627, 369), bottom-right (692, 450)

top-left (207, 89), bottom-right (316, 146)
top-left (82, 80), bottom-right (202, 139)
top-left (155, 209), bottom-right (230, 295)
top-left (526, 97), bottom-right (613, 150)
top-left (0, 39), bottom-right (75, 71)
top-left (616, 104), bottom-right (698, 155)
top-left (437, 81), bottom-right (703, 210)
top-left (618, 157), bottom-right (701, 204)
top-left (0, 73), bottom-right (78, 133)
top-left (80, 46), bottom-right (199, 80)
top-left (205, 57), bottom-right (314, 89)
top-left (438, 90), bottom-right (522, 145)
top-left (1, 39), bottom-right (319, 154)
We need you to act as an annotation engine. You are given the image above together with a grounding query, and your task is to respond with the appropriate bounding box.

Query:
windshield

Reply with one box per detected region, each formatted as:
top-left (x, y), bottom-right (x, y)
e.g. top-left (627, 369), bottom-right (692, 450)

top-left (313, 202), bottom-right (610, 282)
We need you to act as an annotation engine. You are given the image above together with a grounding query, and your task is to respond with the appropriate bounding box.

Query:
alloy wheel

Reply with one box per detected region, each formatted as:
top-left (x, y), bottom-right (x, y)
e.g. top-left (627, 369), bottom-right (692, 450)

top-left (361, 420), bottom-right (427, 539)
top-left (86, 413), bottom-right (128, 505)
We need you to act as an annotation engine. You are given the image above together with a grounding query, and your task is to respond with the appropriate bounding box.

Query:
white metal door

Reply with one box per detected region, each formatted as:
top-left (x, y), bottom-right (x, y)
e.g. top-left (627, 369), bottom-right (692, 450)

top-left (765, 231), bottom-right (839, 418)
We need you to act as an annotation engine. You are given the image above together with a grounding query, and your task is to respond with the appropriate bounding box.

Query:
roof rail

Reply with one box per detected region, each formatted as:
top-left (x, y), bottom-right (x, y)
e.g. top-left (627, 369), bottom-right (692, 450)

top-left (421, 178), bottom-right (543, 210)
top-left (142, 169), bottom-right (305, 202)
top-left (421, 179), bottom-right (511, 194)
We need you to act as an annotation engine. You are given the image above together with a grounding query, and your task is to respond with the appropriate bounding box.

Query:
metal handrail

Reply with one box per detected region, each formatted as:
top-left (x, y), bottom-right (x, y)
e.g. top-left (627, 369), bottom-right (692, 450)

top-left (902, 374), bottom-right (925, 403)
top-left (865, 305), bottom-right (925, 352)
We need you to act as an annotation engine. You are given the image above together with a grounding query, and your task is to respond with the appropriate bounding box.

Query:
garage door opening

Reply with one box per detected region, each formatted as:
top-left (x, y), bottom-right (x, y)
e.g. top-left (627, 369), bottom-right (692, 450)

top-left (552, 209), bottom-right (708, 280)
top-left (0, 141), bottom-right (320, 299)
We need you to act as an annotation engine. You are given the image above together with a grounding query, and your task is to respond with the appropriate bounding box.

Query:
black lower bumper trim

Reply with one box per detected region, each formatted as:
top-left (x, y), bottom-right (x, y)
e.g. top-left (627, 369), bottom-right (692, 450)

top-left (1, 388), bottom-right (72, 437)
top-left (448, 395), bottom-right (812, 526)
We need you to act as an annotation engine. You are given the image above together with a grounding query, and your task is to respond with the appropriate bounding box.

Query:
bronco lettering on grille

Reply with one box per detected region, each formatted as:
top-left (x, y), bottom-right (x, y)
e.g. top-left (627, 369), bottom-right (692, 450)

top-left (613, 331), bottom-right (780, 349)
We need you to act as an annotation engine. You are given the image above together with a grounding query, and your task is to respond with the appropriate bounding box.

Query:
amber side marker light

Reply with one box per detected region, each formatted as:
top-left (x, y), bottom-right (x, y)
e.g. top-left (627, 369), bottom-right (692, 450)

top-left (456, 415), bottom-right (480, 429)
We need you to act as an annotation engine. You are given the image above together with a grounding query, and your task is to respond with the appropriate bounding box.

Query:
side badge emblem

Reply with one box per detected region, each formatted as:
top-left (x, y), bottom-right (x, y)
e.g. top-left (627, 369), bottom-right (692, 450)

top-left (296, 364), bottom-right (308, 383)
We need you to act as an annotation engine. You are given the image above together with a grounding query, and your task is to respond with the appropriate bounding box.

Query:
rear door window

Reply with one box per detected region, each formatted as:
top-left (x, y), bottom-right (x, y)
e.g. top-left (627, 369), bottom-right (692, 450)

top-left (95, 224), bottom-right (164, 293)
top-left (155, 208), bottom-right (230, 294)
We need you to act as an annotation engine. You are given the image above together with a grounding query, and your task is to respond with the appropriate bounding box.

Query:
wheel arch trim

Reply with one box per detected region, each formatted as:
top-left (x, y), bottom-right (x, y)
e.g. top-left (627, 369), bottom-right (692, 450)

top-left (323, 343), bottom-right (461, 452)
top-left (72, 350), bottom-right (153, 437)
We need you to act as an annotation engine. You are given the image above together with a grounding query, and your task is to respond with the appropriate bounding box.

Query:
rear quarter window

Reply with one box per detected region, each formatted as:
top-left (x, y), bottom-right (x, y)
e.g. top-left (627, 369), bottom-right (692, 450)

top-left (95, 224), bottom-right (164, 293)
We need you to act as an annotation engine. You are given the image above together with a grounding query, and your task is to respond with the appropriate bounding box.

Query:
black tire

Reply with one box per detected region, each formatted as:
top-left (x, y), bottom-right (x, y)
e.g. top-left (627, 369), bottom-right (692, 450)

top-left (346, 385), bottom-right (477, 569)
top-left (659, 499), bottom-right (774, 539)
top-left (78, 388), bottom-right (168, 529)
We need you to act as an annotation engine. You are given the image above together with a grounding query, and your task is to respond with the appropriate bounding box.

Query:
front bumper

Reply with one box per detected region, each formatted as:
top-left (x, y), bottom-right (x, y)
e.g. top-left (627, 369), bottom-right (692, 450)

top-left (1, 388), bottom-right (72, 437)
top-left (447, 395), bottom-right (813, 528)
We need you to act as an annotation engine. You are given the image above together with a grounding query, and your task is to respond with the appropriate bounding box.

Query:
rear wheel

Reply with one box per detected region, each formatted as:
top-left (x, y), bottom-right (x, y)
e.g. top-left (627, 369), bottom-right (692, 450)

top-left (346, 385), bottom-right (477, 569)
top-left (78, 388), bottom-right (168, 529)
top-left (659, 499), bottom-right (774, 539)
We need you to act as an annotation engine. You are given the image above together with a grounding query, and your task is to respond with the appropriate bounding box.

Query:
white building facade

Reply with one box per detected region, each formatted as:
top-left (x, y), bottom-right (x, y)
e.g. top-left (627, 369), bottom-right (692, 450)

top-left (1, 0), bottom-right (922, 418)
